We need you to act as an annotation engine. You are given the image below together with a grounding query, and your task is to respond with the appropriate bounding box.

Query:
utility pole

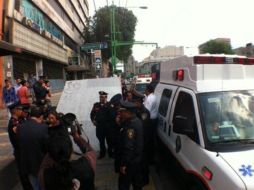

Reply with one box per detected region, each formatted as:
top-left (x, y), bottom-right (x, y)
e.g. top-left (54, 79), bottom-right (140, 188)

top-left (110, 4), bottom-right (156, 73)
top-left (110, 1), bottom-right (117, 72)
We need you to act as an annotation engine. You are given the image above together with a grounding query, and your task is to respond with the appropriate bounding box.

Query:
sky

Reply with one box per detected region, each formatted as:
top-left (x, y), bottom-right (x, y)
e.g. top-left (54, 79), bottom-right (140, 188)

top-left (87, 0), bottom-right (254, 61)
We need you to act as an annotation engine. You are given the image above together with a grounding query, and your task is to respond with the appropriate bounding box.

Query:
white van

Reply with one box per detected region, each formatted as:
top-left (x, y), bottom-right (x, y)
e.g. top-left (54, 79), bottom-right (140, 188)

top-left (155, 54), bottom-right (254, 190)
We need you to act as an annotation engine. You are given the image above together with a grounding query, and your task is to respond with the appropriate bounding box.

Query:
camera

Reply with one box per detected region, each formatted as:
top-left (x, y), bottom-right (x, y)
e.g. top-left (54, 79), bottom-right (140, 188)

top-left (61, 113), bottom-right (83, 135)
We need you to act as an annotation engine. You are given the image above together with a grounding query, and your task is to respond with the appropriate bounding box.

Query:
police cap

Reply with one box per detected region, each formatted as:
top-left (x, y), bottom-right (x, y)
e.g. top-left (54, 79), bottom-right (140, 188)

top-left (8, 103), bottom-right (23, 111)
top-left (99, 91), bottom-right (108, 96)
top-left (119, 100), bottom-right (136, 112)
top-left (110, 93), bottom-right (122, 105)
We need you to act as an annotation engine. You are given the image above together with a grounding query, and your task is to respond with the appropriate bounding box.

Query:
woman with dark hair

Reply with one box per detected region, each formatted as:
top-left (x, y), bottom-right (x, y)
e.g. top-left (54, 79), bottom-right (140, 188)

top-left (47, 109), bottom-right (68, 137)
top-left (39, 132), bottom-right (96, 190)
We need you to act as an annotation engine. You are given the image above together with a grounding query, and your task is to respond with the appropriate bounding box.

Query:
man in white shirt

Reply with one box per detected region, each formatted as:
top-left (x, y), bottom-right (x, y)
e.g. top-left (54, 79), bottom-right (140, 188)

top-left (14, 78), bottom-right (21, 102)
top-left (143, 84), bottom-right (158, 164)
top-left (144, 87), bottom-right (157, 120)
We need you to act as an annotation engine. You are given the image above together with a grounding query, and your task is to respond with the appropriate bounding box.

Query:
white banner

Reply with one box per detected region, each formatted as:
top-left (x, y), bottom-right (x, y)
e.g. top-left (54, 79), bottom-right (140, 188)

top-left (57, 77), bottom-right (122, 151)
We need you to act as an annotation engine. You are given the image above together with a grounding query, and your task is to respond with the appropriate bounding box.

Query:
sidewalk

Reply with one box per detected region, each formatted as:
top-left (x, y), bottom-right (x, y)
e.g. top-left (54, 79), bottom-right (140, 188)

top-left (95, 156), bottom-right (156, 190)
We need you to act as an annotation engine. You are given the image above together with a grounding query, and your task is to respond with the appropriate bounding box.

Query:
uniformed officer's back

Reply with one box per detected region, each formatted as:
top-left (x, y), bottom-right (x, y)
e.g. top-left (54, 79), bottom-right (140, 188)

top-left (117, 100), bottom-right (144, 190)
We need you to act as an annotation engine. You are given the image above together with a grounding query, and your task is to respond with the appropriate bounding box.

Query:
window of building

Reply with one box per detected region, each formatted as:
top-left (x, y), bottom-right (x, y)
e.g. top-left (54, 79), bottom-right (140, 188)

top-left (15, 0), bottom-right (21, 11)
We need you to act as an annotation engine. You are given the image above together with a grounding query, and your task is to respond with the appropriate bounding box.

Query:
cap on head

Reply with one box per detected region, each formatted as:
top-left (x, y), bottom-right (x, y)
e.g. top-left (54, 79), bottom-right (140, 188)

top-left (99, 91), bottom-right (108, 96)
top-left (8, 103), bottom-right (23, 111)
top-left (119, 100), bottom-right (136, 112)
top-left (146, 83), bottom-right (154, 93)
top-left (110, 93), bottom-right (122, 105)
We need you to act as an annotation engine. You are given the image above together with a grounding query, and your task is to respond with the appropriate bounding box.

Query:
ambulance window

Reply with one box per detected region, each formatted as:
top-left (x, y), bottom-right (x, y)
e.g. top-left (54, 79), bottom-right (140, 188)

top-left (158, 89), bottom-right (172, 117)
top-left (173, 92), bottom-right (199, 143)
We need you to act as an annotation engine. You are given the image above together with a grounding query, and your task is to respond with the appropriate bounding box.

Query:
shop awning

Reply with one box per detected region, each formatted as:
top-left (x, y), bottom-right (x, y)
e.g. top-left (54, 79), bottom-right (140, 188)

top-left (0, 40), bottom-right (22, 56)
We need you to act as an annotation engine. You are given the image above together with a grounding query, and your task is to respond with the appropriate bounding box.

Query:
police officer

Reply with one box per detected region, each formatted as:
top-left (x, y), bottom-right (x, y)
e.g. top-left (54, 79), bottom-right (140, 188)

top-left (7, 104), bottom-right (32, 190)
top-left (90, 91), bottom-right (113, 159)
top-left (133, 95), bottom-right (150, 186)
top-left (117, 100), bottom-right (144, 190)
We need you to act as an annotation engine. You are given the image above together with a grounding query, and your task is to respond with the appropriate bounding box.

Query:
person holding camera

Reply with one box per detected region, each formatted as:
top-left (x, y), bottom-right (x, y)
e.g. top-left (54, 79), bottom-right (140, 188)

top-left (38, 129), bottom-right (96, 190)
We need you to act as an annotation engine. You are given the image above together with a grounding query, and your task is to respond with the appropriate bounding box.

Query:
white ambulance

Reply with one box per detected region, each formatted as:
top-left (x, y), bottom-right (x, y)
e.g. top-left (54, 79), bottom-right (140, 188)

top-left (155, 54), bottom-right (254, 190)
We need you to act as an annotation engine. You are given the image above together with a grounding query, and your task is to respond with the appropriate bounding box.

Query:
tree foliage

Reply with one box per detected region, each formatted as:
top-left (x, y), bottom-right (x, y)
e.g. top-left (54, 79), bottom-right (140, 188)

top-left (199, 40), bottom-right (234, 54)
top-left (84, 6), bottom-right (137, 62)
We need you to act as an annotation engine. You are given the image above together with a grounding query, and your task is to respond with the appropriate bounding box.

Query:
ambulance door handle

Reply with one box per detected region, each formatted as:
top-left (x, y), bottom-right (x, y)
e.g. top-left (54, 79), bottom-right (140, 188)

top-left (168, 124), bottom-right (171, 136)
top-left (163, 122), bottom-right (166, 132)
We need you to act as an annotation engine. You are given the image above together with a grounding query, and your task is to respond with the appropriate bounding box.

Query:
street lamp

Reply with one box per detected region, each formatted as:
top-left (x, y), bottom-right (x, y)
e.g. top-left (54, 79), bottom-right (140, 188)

top-left (110, 2), bottom-right (147, 73)
top-left (127, 6), bottom-right (148, 9)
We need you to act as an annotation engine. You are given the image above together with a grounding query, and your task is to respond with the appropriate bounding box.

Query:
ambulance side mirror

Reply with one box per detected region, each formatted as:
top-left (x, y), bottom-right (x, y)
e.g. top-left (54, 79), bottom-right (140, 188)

top-left (173, 115), bottom-right (194, 135)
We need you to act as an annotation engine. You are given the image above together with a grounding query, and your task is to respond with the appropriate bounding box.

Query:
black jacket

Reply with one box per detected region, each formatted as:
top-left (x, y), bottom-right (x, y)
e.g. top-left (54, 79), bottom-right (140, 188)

top-left (119, 116), bottom-right (143, 167)
top-left (17, 119), bottom-right (48, 176)
top-left (7, 117), bottom-right (20, 152)
top-left (90, 102), bottom-right (111, 128)
top-left (33, 82), bottom-right (48, 103)
top-left (136, 106), bottom-right (151, 145)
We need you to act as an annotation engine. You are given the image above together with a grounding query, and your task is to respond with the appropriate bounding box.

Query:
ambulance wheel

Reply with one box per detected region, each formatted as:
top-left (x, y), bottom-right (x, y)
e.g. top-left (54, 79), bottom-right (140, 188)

top-left (188, 176), bottom-right (207, 190)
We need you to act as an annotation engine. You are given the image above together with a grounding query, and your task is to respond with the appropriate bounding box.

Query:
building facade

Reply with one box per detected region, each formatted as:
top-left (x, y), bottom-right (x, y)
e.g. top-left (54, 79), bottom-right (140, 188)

top-left (0, 0), bottom-right (22, 107)
top-left (234, 43), bottom-right (254, 57)
top-left (1, 0), bottom-right (90, 93)
top-left (139, 45), bottom-right (184, 74)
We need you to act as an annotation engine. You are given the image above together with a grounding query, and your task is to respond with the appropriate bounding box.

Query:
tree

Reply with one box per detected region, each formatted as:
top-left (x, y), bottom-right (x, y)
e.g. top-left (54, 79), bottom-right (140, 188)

top-left (84, 6), bottom-right (137, 62)
top-left (199, 40), bottom-right (234, 54)
top-left (83, 17), bottom-right (96, 43)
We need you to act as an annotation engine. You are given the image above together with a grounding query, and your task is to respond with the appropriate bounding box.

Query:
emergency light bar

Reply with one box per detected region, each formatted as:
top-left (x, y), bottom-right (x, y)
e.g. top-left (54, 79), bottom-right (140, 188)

top-left (194, 56), bottom-right (254, 65)
top-left (173, 69), bottom-right (184, 81)
top-left (138, 74), bottom-right (151, 78)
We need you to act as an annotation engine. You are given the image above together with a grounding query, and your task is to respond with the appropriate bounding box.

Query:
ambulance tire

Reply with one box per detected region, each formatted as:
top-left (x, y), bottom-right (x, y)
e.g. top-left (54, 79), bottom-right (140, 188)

top-left (188, 176), bottom-right (207, 190)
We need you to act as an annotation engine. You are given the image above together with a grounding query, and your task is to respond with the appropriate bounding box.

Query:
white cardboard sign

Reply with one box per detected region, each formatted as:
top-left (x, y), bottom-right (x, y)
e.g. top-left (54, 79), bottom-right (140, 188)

top-left (57, 77), bottom-right (122, 151)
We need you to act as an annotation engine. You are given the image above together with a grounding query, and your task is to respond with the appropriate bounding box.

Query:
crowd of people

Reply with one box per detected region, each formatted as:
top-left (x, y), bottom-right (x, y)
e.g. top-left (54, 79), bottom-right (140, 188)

top-left (90, 83), bottom-right (158, 190)
top-left (2, 74), bottom-right (51, 119)
top-left (4, 76), bottom-right (158, 190)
